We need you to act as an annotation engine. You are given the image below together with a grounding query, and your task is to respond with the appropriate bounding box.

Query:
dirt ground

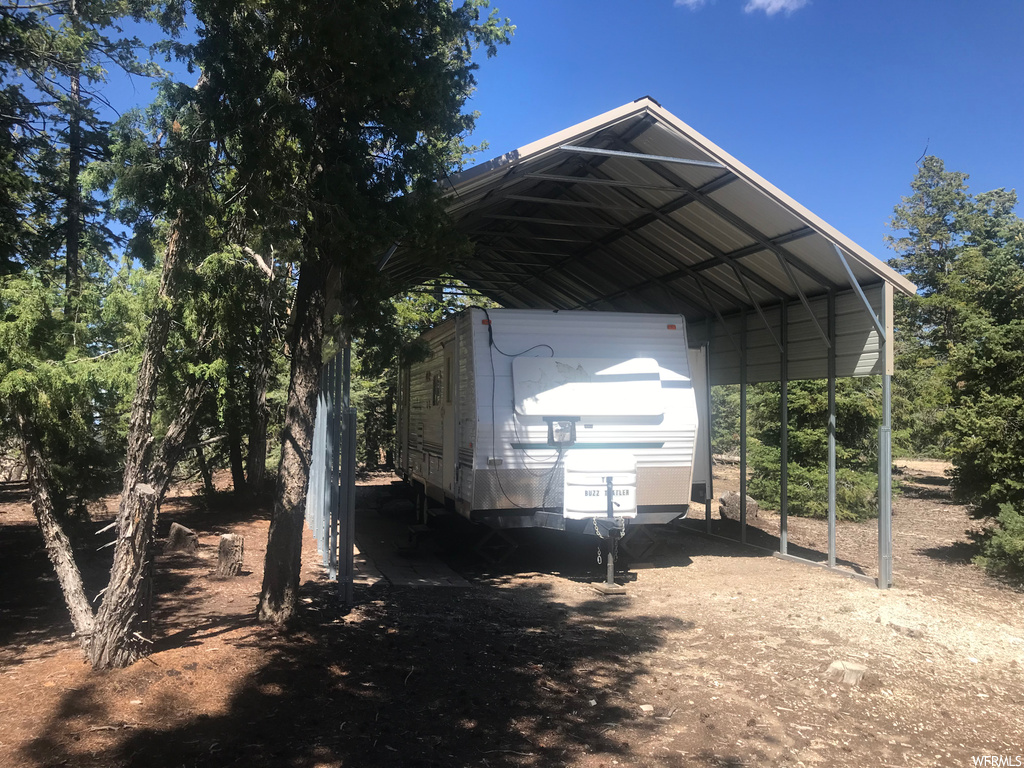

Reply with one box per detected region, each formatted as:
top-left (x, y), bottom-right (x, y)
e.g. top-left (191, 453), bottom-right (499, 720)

top-left (1, 461), bottom-right (1021, 768)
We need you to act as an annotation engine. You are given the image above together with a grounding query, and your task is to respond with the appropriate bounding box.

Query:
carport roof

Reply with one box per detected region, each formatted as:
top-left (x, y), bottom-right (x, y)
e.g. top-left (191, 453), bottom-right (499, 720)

top-left (382, 96), bottom-right (916, 319)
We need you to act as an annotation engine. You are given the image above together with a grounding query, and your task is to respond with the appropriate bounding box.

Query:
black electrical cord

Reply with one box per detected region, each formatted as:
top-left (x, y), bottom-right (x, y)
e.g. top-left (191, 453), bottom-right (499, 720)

top-left (478, 307), bottom-right (561, 510)
top-left (475, 306), bottom-right (554, 358)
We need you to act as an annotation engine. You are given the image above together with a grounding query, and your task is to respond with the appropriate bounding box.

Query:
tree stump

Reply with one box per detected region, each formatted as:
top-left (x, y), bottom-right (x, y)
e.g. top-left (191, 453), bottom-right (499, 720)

top-left (827, 660), bottom-right (868, 686)
top-left (165, 522), bottom-right (199, 554)
top-left (215, 534), bottom-right (244, 578)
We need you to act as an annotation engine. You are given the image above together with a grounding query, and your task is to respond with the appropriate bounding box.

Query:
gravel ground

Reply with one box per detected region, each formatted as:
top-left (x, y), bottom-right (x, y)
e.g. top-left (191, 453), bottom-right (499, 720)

top-left (0, 460), bottom-right (1021, 768)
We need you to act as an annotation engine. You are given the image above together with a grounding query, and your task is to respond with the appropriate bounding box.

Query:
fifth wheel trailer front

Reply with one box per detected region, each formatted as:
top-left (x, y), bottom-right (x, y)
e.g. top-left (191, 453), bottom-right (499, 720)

top-left (396, 308), bottom-right (709, 531)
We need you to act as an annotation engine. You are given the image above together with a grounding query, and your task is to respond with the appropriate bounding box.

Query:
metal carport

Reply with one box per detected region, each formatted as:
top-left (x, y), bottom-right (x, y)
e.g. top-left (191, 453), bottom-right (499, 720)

top-left (381, 96), bottom-right (917, 589)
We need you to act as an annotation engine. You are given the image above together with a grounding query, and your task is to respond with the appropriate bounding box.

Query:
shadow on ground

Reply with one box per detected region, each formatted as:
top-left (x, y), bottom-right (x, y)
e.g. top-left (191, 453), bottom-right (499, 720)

top-left (24, 576), bottom-right (712, 768)
top-left (12, 477), bottom-right (774, 768)
top-left (0, 482), bottom-right (115, 668)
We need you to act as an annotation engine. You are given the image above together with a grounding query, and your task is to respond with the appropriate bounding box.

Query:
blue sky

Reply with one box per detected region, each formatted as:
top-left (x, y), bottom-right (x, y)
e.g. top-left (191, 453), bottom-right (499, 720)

top-left (105, 1), bottom-right (1022, 265)
top-left (464, 0), bottom-right (1024, 261)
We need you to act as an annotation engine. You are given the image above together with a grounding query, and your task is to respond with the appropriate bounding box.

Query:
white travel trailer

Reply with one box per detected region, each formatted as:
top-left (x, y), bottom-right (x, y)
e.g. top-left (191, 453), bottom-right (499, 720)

top-left (397, 308), bottom-right (709, 534)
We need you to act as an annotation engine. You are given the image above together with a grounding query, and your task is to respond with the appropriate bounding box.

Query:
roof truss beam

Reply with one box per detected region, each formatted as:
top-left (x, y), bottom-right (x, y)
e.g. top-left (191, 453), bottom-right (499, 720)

top-left (604, 136), bottom-right (841, 291)
top-left (598, 226), bottom-right (816, 310)
top-left (483, 213), bottom-right (621, 229)
top-left (574, 163), bottom-right (790, 302)
top-left (504, 195), bottom-right (652, 213)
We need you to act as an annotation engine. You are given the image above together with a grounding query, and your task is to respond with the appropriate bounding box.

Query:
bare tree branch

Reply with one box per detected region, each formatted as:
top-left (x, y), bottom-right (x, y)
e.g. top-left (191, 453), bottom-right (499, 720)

top-left (242, 246), bottom-right (275, 279)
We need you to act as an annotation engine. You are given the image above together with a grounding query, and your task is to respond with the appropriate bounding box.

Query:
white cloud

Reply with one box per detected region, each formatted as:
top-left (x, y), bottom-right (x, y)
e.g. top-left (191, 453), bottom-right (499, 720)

top-left (743, 0), bottom-right (810, 15)
top-left (674, 0), bottom-right (708, 9)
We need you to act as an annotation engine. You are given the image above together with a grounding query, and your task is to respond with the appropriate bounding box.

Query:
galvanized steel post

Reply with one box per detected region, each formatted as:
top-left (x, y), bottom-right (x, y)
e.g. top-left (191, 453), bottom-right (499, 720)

top-left (879, 373), bottom-right (893, 589)
top-left (329, 351), bottom-right (342, 581)
top-left (827, 290), bottom-right (837, 569)
top-left (704, 337), bottom-right (713, 535)
top-left (779, 300), bottom-right (789, 555)
top-left (740, 310), bottom-right (747, 545)
top-left (341, 344), bottom-right (356, 605)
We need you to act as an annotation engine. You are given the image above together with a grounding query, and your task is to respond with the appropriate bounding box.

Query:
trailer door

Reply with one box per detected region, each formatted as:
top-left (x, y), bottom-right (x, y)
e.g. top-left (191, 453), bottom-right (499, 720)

top-left (442, 344), bottom-right (457, 495)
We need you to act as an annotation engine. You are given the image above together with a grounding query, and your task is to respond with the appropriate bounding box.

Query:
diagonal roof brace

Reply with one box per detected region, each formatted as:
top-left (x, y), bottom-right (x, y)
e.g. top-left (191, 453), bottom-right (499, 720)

top-left (773, 252), bottom-right (831, 349)
top-left (732, 264), bottom-right (783, 353)
top-left (558, 144), bottom-right (727, 170)
top-left (833, 245), bottom-right (886, 342)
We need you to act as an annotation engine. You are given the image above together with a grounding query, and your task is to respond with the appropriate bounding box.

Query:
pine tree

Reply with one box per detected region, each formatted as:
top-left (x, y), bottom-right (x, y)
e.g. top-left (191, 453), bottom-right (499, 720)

top-left (747, 378), bottom-right (881, 520)
top-left (179, 0), bottom-right (512, 624)
top-left (887, 157), bottom-right (1024, 573)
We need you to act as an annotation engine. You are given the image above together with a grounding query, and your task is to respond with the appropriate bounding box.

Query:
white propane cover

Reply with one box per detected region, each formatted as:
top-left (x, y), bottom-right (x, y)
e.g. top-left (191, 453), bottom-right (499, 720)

top-left (563, 450), bottom-right (638, 520)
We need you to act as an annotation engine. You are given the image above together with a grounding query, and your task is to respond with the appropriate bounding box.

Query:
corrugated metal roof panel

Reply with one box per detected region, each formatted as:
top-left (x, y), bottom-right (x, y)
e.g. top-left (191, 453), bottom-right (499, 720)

top-left (669, 203), bottom-right (754, 255)
top-left (707, 181), bottom-right (806, 241)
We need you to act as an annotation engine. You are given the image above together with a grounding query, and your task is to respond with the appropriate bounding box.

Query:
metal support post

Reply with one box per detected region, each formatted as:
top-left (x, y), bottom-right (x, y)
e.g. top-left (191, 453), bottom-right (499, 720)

top-left (827, 290), bottom-right (837, 569)
top-left (704, 339), bottom-right (713, 535)
top-left (308, 369), bottom-right (327, 563)
top-left (740, 311), bottom-right (747, 544)
top-left (879, 373), bottom-right (893, 589)
top-left (779, 300), bottom-right (789, 555)
top-left (342, 344), bottom-right (356, 605)
top-left (331, 352), bottom-right (343, 580)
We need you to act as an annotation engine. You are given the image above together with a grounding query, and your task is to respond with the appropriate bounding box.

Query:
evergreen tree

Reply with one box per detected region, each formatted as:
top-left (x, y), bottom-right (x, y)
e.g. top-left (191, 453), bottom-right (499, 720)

top-left (179, 0), bottom-right (512, 624)
top-left (710, 385), bottom-right (740, 456)
top-left (747, 378), bottom-right (880, 520)
top-left (887, 157), bottom-right (1024, 573)
top-left (0, 1), bottom-right (170, 653)
top-left (353, 279), bottom-right (498, 470)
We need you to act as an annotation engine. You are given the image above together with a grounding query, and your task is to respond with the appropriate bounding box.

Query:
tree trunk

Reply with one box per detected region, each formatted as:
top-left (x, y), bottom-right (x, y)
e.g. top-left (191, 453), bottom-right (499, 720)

top-left (195, 442), bottom-right (214, 496)
top-left (87, 207), bottom-right (203, 669)
top-left (246, 275), bottom-right (275, 493)
top-left (384, 385), bottom-right (394, 467)
top-left (152, 379), bottom-right (209, 500)
top-left (88, 377), bottom-right (207, 668)
top-left (226, 414), bottom-right (246, 495)
top-left (64, 0), bottom-right (82, 316)
top-left (15, 411), bottom-right (95, 643)
top-left (257, 258), bottom-right (326, 625)
top-left (245, 375), bottom-right (269, 492)
top-left (87, 483), bottom-right (159, 668)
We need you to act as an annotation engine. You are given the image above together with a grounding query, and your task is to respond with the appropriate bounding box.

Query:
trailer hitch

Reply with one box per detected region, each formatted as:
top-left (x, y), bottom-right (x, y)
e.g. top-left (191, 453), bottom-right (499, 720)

top-left (592, 475), bottom-right (627, 595)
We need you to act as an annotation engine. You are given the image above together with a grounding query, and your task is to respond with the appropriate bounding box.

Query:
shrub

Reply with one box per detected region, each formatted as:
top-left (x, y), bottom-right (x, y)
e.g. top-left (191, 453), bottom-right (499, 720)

top-left (747, 378), bottom-right (880, 521)
top-left (747, 441), bottom-right (878, 521)
top-left (976, 503), bottom-right (1024, 575)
